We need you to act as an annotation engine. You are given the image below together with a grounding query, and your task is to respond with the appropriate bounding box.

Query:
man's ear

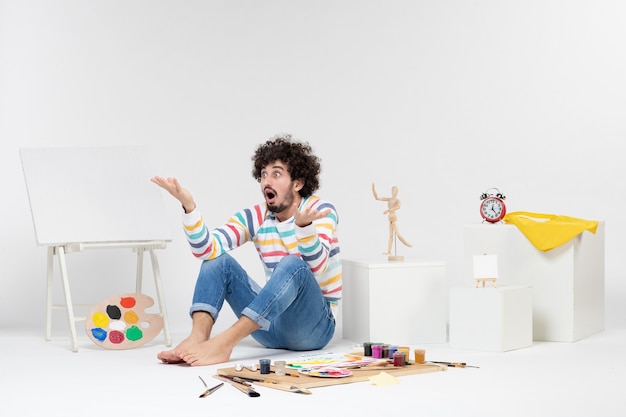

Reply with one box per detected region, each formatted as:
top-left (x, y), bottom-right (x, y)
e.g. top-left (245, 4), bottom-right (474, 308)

top-left (294, 179), bottom-right (304, 191)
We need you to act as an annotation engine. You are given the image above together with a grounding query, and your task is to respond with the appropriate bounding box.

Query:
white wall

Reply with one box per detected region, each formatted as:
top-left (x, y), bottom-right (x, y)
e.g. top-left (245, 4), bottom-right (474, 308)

top-left (2, 0), bottom-right (625, 338)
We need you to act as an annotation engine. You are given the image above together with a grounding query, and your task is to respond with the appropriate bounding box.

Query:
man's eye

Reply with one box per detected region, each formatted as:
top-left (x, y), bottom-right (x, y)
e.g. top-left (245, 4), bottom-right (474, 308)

top-left (273, 172), bottom-right (281, 178)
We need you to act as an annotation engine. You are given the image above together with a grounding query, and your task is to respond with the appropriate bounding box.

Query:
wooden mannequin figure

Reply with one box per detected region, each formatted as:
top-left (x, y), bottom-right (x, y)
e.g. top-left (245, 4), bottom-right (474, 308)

top-left (372, 183), bottom-right (413, 261)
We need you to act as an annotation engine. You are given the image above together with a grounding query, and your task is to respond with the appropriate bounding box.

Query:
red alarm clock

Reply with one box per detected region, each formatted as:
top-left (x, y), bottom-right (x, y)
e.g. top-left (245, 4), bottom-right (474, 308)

top-left (479, 188), bottom-right (506, 223)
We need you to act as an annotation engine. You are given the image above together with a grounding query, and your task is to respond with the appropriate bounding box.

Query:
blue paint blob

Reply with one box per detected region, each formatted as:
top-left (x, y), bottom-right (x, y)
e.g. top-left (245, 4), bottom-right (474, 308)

top-left (91, 327), bottom-right (108, 342)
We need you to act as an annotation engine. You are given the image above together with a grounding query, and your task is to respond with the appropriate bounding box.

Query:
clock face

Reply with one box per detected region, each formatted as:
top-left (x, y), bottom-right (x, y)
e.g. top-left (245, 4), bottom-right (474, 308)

top-left (480, 197), bottom-right (506, 223)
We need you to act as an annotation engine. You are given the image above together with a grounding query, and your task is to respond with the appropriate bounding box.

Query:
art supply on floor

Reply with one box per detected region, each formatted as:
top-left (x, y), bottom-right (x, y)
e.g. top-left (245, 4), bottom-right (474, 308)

top-left (214, 375), bottom-right (261, 397)
top-left (253, 380), bottom-right (312, 394)
top-left (398, 346), bottom-right (410, 364)
top-left (274, 360), bottom-right (287, 376)
top-left (393, 351), bottom-right (405, 367)
top-left (372, 344), bottom-right (383, 358)
top-left (298, 367), bottom-right (353, 378)
top-left (430, 361), bottom-right (479, 368)
top-left (414, 349), bottom-right (426, 363)
top-left (216, 360), bottom-right (445, 390)
top-left (85, 293), bottom-right (163, 349)
top-left (388, 345), bottom-right (399, 359)
top-left (382, 344), bottom-right (390, 358)
top-left (217, 373), bottom-right (312, 394)
top-left (198, 376), bottom-right (224, 398)
top-left (259, 359), bottom-right (271, 374)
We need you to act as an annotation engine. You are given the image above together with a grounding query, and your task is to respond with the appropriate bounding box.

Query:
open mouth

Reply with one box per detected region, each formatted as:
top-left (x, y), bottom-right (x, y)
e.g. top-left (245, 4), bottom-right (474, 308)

top-left (264, 188), bottom-right (276, 203)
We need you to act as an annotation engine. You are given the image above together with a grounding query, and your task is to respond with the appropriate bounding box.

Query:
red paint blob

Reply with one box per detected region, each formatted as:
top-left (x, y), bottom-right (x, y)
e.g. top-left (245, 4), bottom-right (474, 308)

top-left (120, 297), bottom-right (136, 308)
top-left (109, 330), bottom-right (125, 344)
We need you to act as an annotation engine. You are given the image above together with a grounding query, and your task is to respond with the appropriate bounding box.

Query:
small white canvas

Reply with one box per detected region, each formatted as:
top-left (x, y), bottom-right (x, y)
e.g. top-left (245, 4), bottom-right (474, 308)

top-left (473, 254), bottom-right (498, 279)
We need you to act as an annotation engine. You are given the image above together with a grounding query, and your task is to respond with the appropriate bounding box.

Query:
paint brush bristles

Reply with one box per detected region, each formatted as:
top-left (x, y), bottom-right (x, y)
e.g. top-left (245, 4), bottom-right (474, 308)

top-left (198, 376), bottom-right (224, 398)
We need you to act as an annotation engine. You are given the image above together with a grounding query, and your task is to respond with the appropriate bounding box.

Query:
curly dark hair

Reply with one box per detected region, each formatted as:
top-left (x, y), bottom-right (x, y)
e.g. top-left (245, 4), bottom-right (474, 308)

top-left (252, 133), bottom-right (322, 197)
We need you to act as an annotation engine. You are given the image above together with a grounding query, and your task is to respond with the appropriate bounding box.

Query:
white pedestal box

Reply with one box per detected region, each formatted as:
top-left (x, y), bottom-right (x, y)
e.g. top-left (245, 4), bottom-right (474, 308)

top-left (449, 286), bottom-right (533, 352)
top-left (341, 259), bottom-right (447, 345)
top-left (463, 223), bottom-right (605, 342)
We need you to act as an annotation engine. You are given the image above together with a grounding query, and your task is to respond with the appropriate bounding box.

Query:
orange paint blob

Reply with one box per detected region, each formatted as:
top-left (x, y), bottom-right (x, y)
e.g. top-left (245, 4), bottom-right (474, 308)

top-left (124, 310), bottom-right (140, 324)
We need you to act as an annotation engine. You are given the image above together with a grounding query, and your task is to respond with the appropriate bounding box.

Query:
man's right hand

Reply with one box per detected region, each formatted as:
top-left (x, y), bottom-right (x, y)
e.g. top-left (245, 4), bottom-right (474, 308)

top-left (151, 176), bottom-right (196, 213)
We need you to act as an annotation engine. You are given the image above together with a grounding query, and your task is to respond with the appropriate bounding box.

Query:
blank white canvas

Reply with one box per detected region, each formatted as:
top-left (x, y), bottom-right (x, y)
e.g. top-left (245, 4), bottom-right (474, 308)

top-left (20, 146), bottom-right (172, 245)
top-left (473, 254), bottom-right (499, 278)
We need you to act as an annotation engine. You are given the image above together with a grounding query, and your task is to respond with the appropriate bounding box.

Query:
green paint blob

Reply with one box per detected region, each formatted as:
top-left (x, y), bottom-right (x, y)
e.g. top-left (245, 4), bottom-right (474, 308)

top-left (126, 325), bottom-right (143, 341)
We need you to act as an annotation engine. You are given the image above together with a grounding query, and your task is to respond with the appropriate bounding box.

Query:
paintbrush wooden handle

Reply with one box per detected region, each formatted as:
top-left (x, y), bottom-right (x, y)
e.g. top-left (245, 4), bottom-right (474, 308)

top-left (232, 381), bottom-right (260, 397)
top-left (214, 374), bottom-right (261, 397)
top-left (253, 381), bottom-right (312, 395)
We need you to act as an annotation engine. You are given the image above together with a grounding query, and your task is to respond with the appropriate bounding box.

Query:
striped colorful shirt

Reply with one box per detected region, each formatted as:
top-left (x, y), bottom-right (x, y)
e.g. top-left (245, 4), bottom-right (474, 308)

top-left (181, 195), bottom-right (342, 301)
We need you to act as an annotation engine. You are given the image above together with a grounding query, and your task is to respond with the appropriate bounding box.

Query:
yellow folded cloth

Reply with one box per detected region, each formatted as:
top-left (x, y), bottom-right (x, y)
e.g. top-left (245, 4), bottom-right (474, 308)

top-left (503, 211), bottom-right (599, 252)
top-left (369, 371), bottom-right (400, 386)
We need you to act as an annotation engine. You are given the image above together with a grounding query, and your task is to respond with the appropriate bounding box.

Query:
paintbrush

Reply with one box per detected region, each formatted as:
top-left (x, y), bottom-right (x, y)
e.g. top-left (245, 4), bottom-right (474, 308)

top-left (430, 361), bottom-right (480, 368)
top-left (248, 380), bottom-right (312, 395)
top-left (198, 376), bottom-right (224, 398)
top-left (219, 374), bottom-right (312, 395)
top-left (248, 378), bottom-right (313, 394)
top-left (213, 375), bottom-right (261, 397)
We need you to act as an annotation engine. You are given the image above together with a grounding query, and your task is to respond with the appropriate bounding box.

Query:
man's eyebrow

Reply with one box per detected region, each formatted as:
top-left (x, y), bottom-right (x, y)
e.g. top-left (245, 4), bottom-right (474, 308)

top-left (263, 165), bottom-right (286, 172)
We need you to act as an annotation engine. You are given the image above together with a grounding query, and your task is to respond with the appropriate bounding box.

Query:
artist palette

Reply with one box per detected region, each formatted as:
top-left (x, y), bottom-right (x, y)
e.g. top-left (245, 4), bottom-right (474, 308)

top-left (298, 367), bottom-right (353, 378)
top-left (85, 293), bottom-right (163, 350)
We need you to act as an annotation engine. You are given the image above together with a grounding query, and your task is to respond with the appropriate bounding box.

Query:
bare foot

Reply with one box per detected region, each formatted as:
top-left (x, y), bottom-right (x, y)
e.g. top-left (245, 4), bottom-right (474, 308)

top-left (177, 337), bottom-right (233, 366)
top-left (157, 335), bottom-right (203, 364)
top-left (157, 349), bottom-right (185, 364)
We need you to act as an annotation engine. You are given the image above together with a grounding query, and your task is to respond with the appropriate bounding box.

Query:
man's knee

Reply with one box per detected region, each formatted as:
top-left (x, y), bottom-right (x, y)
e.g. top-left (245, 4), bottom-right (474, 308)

top-left (200, 253), bottom-right (235, 271)
top-left (276, 255), bottom-right (306, 271)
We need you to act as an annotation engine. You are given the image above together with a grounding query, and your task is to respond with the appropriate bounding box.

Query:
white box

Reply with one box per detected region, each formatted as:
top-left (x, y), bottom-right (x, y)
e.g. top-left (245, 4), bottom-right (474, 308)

top-left (463, 223), bottom-right (605, 342)
top-left (341, 258), bottom-right (447, 344)
top-left (449, 286), bottom-right (533, 352)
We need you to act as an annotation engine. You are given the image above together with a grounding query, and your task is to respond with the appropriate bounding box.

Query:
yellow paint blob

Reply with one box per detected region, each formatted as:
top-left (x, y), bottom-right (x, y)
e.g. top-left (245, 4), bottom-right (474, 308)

top-left (92, 311), bottom-right (109, 328)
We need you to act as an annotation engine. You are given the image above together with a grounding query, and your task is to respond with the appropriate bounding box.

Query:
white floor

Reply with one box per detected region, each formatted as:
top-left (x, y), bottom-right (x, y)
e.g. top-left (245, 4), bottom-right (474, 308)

top-left (2, 324), bottom-right (625, 417)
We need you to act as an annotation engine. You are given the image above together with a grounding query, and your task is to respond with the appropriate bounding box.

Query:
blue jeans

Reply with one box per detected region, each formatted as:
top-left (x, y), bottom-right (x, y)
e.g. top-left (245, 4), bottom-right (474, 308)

top-left (190, 253), bottom-right (336, 351)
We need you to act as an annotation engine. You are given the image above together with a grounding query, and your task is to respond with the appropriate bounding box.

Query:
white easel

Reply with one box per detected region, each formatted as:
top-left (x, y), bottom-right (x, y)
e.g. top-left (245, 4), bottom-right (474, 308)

top-left (21, 146), bottom-right (173, 352)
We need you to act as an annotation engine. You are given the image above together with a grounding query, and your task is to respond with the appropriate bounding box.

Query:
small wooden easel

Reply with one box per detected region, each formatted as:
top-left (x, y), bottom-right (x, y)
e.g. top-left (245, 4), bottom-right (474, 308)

top-left (475, 277), bottom-right (497, 288)
top-left (473, 253), bottom-right (498, 288)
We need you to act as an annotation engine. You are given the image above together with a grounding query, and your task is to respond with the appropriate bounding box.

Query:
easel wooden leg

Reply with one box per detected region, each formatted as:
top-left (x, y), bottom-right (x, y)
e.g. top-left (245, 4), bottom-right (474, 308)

top-left (57, 246), bottom-right (79, 352)
top-left (135, 248), bottom-right (171, 347)
top-left (150, 249), bottom-right (172, 347)
top-left (475, 278), bottom-right (497, 288)
top-left (46, 247), bottom-right (54, 341)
